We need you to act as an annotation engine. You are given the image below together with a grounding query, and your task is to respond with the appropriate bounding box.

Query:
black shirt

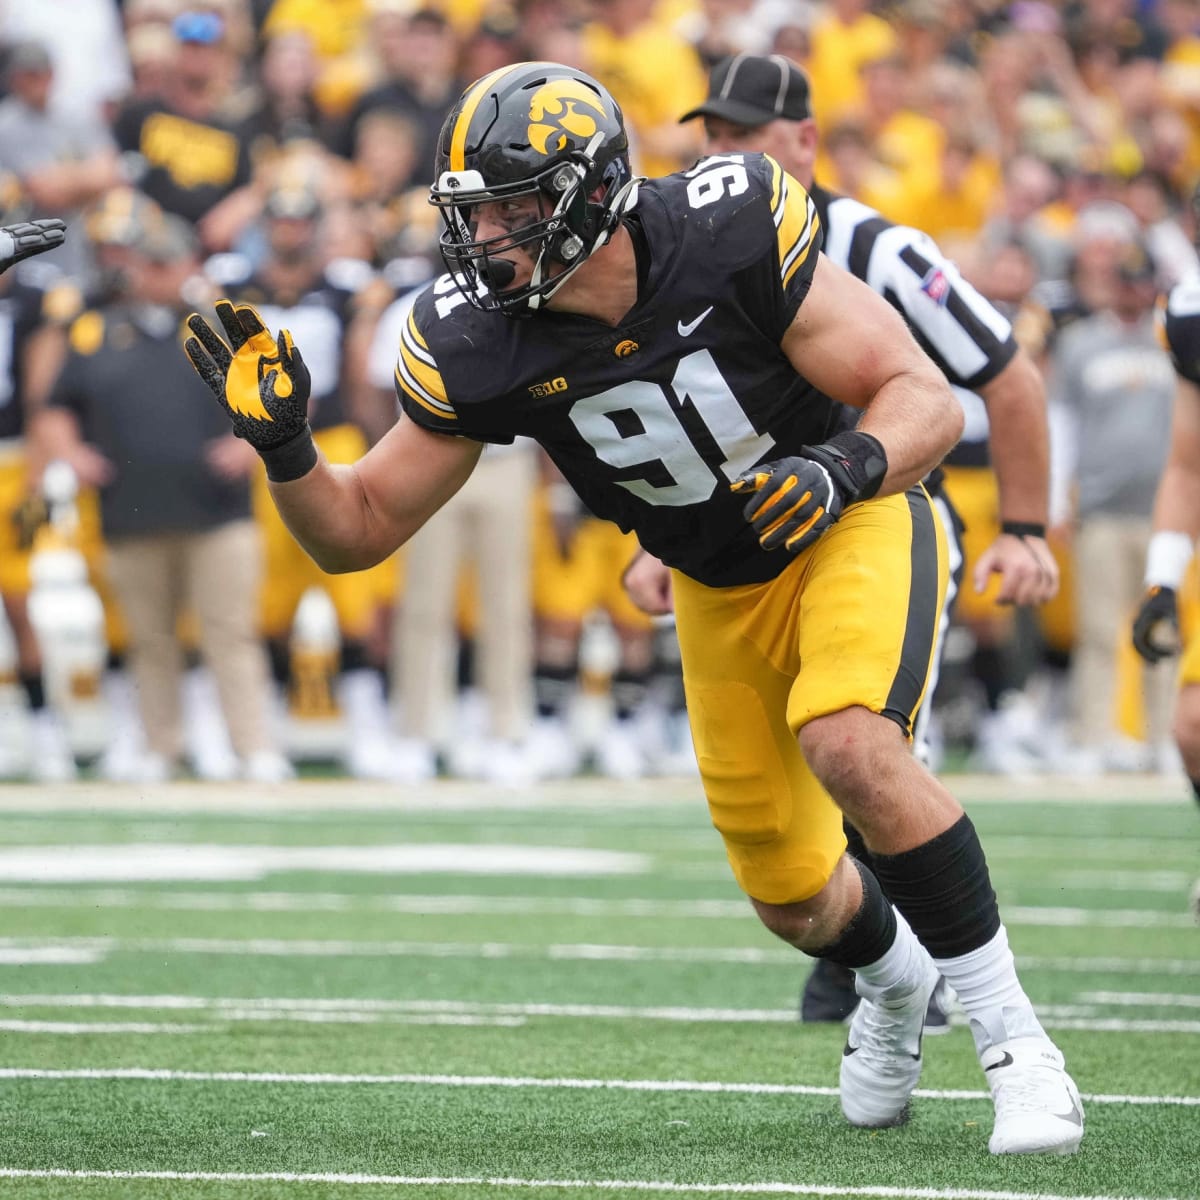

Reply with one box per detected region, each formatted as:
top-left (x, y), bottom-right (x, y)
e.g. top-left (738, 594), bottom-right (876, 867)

top-left (48, 304), bottom-right (251, 538)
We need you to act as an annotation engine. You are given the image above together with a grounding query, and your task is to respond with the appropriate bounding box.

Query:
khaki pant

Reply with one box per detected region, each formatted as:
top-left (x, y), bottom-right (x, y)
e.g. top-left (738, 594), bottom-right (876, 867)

top-left (1072, 514), bottom-right (1175, 749)
top-left (105, 519), bottom-right (277, 760)
top-left (394, 448), bottom-right (535, 746)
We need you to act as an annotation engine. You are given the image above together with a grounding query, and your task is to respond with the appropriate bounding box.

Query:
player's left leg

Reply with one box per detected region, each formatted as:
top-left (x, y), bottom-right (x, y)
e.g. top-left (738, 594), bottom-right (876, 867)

top-left (671, 540), bottom-right (938, 1132)
top-left (793, 488), bottom-right (1082, 1155)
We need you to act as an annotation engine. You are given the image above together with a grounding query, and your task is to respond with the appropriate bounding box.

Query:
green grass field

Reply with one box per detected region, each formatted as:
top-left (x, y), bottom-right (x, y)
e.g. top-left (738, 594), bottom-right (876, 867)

top-left (0, 776), bottom-right (1196, 1199)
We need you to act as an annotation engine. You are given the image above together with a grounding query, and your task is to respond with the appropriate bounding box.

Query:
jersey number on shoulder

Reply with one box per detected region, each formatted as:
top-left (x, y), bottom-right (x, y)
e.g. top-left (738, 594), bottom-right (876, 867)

top-left (684, 155), bottom-right (749, 209)
top-left (568, 349), bottom-right (774, 506)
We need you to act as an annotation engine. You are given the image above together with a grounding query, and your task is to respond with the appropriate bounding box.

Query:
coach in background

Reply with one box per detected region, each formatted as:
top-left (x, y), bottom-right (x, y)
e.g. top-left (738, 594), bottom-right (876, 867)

top-left (31, 214), bottom-right (290, 784)
top-left (625, 52), bottom-right (1058, 1026)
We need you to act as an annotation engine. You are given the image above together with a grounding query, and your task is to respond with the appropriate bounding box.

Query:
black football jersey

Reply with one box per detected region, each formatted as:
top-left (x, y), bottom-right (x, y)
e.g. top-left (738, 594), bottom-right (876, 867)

top-left (1162, 279), bottom-right (1200, 385)
top-left (396, 154), bottom-right (842, 587)
top-left (0, 265), bottom-right (67, 443)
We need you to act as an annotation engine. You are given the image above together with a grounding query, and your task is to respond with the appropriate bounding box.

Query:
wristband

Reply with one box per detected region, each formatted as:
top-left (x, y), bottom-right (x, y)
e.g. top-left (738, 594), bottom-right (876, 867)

top-left (1000, 521), bottom-right (1046, 539)
top-left (260, 426), bottom-right (318, 483)
top-left (807, 430), bottom-right (888, 502)
top-left (1145, 529), bottom-right (1195, 589)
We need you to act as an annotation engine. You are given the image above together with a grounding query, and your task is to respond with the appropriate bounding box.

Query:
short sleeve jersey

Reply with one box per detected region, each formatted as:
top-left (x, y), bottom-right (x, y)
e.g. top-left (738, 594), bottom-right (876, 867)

top-left (396, 153), bottom-right (835, 587)
top-left (1162, 279), bottom-right (1200, 385)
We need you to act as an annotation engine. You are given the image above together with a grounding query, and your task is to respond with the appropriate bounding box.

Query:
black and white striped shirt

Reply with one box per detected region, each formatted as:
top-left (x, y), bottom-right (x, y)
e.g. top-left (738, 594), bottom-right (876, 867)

top-left (811, 184), bottom-right (1019, 468)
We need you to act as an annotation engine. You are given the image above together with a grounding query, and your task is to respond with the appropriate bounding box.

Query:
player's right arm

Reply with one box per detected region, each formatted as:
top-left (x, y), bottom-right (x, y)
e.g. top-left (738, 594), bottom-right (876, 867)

top-left (1132, 283), bottom-right (1200, 662)
top-left (185, 298), bottom-right (481, 574)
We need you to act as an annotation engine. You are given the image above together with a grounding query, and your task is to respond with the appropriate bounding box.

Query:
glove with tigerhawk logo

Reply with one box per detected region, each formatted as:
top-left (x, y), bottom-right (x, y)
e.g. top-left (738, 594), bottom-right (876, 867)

top-left (184, 300), bottom-right (317, 482)
top-left (731, 432), bottom-right (888, 555)
top-left (1131, 585), bottom-right (1181, 664)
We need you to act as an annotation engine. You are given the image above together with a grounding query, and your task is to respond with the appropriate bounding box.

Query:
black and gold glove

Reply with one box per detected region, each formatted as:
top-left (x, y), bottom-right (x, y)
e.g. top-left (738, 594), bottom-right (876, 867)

top-left (184, 299), bottom-right (317, 482)
top-left (732, 431), bottom-right (888, 555)
top-left (1131, 585), bottom-right (1180, 664)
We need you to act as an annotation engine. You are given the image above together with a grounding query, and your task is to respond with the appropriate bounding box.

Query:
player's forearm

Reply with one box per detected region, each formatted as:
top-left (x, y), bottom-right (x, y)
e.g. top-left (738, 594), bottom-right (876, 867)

top-left (979, 351), bottom-right (1050, 526)
top-left (855, 367), bottom-right (964, 496)
top-left (268, 459), bottom-right (399, 574)
top-left (1152, 458), bottom-right (1200, 541)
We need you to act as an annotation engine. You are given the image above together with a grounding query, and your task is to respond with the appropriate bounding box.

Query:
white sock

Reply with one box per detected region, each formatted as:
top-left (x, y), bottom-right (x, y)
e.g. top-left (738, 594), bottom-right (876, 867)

top-left (934, 924), bottom-right (1045, 1054)
top-left (852, 909), bottom-right (928, 1002)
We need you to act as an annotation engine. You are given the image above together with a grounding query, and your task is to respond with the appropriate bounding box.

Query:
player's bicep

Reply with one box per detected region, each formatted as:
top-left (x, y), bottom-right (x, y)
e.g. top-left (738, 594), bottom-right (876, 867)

top-left (356, 414), bottom-right (482, 541)
top-left (780, 254), bottom-right (936, 409)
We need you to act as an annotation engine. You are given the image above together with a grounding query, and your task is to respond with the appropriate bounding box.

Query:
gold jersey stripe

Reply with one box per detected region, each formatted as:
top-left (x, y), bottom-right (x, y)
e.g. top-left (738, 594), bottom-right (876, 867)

top-left (397, 310), bottom-right (455, 418)
top-left (767, 157), bottom-right (821, 290)
top-left (448, 65), bottom-right (522, 173)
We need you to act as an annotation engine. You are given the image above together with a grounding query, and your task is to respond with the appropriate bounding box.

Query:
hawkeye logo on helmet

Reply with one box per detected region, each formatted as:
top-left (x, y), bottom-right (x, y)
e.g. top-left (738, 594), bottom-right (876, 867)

top-left (527, 79), bottom-right (607, 155)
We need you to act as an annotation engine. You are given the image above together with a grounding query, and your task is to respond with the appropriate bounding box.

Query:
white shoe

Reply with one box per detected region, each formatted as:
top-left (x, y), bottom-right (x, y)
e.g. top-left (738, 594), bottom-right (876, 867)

top-left (242, 750), bottom-right (295, 784)
top-left (122, 750), bottom-right (173, 784)
top-left (524, 717), bottom-right (579, 781)
top-left (475, 738), bottom-right (536, 788)
top-left (29, 709), bottom-right (77, 783)
top-left (982, 1037), bottom-right (1084, 1155)
top-left (595, 719), bottom-right (648, 781)
top-left (839, 953), bottom-right (938, 1128)
top-left (387, 738), bottom-right (438, 785)
top-left (183, 667), bottom-right (237, 780)
top-left (654, 710), bottom-right (698, 777)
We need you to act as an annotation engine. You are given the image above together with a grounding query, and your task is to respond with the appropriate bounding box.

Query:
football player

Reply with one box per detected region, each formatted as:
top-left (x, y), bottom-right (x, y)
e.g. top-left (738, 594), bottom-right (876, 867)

top-left (624, 52), bottom-right (1060, 1032)
top-left (0, 215), bottom-right (77, 780)
top-left (206, 174), bottom-right (401, 779)
top-left (1132, 276), bottom-right (1200, 918)
top-left (185, 62), bottom-right (1082, 1153)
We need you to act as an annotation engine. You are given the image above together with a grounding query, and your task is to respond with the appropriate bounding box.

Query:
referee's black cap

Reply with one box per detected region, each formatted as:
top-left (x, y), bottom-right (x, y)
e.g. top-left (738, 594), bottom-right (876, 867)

top-left (679, 54), bottom-right (811, 128)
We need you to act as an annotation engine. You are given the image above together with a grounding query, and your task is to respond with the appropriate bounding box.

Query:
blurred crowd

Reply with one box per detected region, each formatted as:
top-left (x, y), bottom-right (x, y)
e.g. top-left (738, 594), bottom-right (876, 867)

top-left (2, 0), bottom-right (1200, 783)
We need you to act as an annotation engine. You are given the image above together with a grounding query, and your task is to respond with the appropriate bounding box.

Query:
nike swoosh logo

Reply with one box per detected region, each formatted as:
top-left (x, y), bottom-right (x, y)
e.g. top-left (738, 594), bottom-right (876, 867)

top-left (984, 1051), bottom-right (1015, 1072)
top-left (677, 306), bottom-right (713, 337)
top-left (843, 1041), bottom-right (919, 1062)
top-left (1055, 1104), bottom-right (1084, 1127)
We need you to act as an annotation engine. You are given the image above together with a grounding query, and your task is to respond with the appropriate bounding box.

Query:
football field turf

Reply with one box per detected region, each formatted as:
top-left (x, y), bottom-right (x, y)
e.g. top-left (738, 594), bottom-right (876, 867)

top-left (0, 777), bottom-right (1196, 1199)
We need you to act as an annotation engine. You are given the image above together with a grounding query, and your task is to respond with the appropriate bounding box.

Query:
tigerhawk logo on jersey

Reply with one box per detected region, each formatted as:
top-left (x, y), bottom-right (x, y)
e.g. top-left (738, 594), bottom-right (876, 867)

top-left (613, 339), bottom-right (638, 357)
top-left (527, 79), bottom-right (607, 155)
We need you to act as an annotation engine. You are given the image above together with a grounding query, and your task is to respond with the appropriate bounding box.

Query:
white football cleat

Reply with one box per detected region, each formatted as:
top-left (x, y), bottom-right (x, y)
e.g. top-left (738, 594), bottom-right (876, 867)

top-left (29, 709), bottom-right (77, 783)
top-left (982, 1037), bottom-right (1084, 1155)
top-left (839, 952), bottom-right (939, 1128)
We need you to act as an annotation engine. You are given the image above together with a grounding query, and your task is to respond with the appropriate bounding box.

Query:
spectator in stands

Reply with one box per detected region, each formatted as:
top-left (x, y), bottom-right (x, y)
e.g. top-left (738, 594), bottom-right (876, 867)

top-left (0, 41), bottom-right (125, 278)
top-left (333, 6), bottom-right (463, 193)
top-left (31, 213), bottom-right (291, 783)
top-left (111, 10), bottom-right (259, 250)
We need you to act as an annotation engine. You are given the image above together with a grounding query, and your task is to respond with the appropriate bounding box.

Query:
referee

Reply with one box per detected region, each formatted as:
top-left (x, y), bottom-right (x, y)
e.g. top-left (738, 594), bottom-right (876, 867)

top-left (629, 53), bottom-right (1059, 1026)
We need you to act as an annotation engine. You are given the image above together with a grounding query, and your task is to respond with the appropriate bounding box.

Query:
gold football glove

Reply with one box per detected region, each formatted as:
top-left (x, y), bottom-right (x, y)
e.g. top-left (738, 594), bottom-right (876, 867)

top-left (184, 300), bottom-right (311, 452)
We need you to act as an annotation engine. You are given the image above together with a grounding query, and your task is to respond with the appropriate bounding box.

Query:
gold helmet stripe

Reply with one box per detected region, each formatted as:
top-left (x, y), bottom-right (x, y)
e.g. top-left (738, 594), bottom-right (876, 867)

top-left (448, 65), bottom-right (526, 173)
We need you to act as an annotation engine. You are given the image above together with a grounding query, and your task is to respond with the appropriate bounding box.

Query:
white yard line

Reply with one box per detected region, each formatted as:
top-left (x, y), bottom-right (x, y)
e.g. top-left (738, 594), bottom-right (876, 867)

top-left (3, 935), bottom-right (1196, 965)
top-left (0, 1067), bottom-right (1195, 1109)
top-left (0, 775), bottom-right (1187, 812)
top-left (0, 1168), bottom-right (1188, 1200)
top-left (0, 887), bottom-right (1192, 915)
top-left (4, 993), bottom-right (1200, 1036)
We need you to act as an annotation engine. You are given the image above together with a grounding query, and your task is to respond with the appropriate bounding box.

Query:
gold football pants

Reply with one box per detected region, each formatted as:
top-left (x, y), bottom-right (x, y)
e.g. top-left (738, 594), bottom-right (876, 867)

top-left (671, 488), bottom-right (948, 906)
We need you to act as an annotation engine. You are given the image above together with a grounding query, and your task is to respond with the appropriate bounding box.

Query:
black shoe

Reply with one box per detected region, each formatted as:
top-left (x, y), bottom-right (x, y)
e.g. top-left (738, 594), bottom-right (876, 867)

top-left (800, 958), bottom-right (858, 1023)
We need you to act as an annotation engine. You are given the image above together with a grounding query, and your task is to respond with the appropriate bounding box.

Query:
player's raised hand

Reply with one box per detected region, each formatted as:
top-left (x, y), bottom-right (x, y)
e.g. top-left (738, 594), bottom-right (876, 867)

top-left (732, 455), bottom-right (843, 554)
top-left (0, 218), bottom-right (66, 273)
top-left (184, 300), bottom-right (317, 482)
top-left (1132, 585), bottom-right (1181, 664)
